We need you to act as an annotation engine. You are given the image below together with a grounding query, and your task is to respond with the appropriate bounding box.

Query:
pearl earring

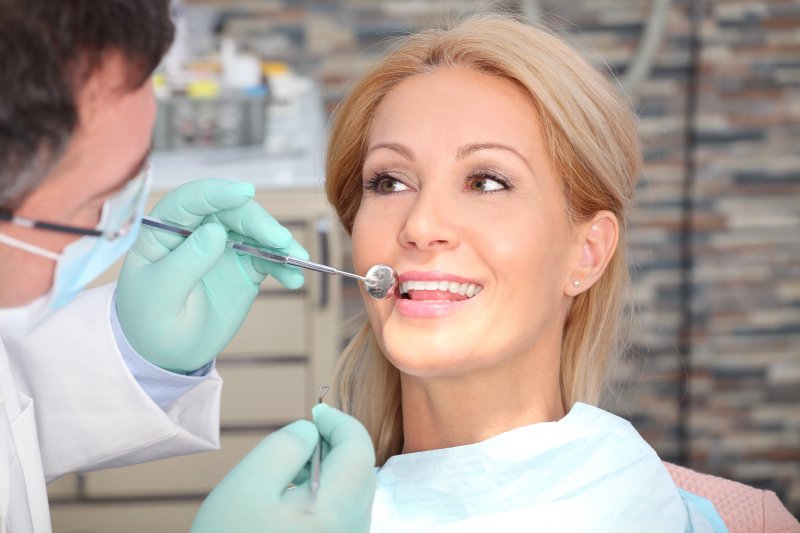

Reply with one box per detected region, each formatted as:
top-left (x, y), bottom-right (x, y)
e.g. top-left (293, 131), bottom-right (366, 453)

top-left (572, 280), bottom-right (581, 288)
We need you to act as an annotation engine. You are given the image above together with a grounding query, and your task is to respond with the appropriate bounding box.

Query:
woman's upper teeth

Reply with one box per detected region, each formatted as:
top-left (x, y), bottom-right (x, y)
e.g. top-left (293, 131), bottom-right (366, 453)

top-left (400, 280), bottom-right (483, 298)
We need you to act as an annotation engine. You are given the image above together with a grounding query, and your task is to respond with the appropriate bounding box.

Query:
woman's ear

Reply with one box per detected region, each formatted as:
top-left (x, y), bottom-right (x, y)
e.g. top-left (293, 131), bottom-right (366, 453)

top-left (565, 211), bottom-right (619, 296)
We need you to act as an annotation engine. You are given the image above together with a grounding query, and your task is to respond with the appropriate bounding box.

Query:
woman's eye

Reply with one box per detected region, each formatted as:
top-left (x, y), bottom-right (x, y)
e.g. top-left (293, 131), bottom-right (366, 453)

top-left (365, 173), bottom-right (410, 194)
top-left (467, 173), bottom-right (509, 193)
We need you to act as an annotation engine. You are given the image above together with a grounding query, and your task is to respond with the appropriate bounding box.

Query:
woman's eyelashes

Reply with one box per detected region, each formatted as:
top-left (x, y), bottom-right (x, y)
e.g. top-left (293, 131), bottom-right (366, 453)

top-left (364, 169), bottom-right (514, 196)
top-left (364, 171), bottom-right (411, 195)
top-left (465, 170), bottom-right (513, 193)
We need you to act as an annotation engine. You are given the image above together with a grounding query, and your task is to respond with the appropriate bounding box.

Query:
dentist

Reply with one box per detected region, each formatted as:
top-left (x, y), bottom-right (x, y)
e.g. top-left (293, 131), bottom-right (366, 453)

top-left (0, 1), bottom-right (375, 532)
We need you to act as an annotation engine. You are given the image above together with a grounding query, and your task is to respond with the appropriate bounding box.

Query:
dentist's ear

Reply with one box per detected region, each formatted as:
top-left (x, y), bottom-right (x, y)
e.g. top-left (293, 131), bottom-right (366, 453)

top-left (565, 211), bottom-right (619, 296)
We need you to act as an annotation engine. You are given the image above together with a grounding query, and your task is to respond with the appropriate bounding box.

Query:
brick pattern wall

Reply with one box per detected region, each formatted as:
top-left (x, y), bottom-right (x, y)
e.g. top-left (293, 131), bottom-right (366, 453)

top-left (530, 1), bottom-right (800, 514)
top-left (541, 0), bottom-right (800, 516)
top-left (688, 0), bottom-right (800, 510)
top-left (72, 0), bottom-right (796, 521)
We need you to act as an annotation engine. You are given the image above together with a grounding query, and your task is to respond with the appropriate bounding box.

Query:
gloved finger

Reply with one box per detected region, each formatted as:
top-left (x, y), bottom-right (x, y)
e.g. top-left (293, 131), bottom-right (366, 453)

top-left (217, 232), bottom-right (267, 286)
top-left (224, 230), bottom-right (307, 288)
top-left (289, 434), bottom-right (332, 486)
top-left (251, 238), bottom-right (310, 289)
top-left (150, 179), bottom-right (255, 229)
top-left (313, 404), bottom-right (376, 489)
top-left (314, 404), bottom-right (374, 458)
top-left (235, 420), bottom-right (319, 499)
top-left (213, 201), bottom-right (297, 250)
top-left (128, 219), bottom-right (184, 262)
top-left (291, 462), bottom-right (311, 487)
top-left (146, 222), bottom-right (228, 307)
top-left (245, 237), bottom-right (310, 265)
top-left (226, 252), bottom-right (269, 286)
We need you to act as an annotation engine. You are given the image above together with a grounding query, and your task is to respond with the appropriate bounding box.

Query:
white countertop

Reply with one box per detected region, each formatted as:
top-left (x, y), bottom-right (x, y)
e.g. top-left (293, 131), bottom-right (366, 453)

top-left (150, 144), bottom-right (326, 191)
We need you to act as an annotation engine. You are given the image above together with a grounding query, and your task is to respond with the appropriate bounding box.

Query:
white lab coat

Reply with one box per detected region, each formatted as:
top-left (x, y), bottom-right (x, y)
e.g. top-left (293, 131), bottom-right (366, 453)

top-left (0, 284), bottom-right (222, 532)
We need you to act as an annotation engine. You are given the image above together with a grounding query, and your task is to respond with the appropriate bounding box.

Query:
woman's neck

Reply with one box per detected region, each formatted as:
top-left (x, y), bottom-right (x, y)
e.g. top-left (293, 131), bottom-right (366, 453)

top-left (400, 353), bottom-right (565, 453)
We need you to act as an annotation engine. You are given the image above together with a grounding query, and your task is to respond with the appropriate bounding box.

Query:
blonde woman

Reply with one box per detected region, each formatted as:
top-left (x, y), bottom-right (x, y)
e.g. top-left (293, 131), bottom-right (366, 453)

top-left (325, 13), bottom-right (795, 533)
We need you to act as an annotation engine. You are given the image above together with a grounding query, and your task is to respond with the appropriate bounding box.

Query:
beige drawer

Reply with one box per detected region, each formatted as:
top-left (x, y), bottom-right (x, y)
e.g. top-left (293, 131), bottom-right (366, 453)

top-left (222, 295), bottom-right (306, 357)
top-left (260, 270), bottom-right (308, 293)
top-left (219, 363), bottom-right (307, 426)
top-left (81, 433), bottom-right (264, 498)
top-left (253, 190), bottom-right (332, 219)
top-left (50, 501), bottom-right (199, 533)
top-left (47, 474), bottom-right (79, 500)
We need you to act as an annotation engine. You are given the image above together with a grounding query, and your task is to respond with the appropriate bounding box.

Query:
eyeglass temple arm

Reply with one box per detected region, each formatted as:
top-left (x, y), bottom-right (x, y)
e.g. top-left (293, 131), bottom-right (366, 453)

top-left (0, 210), bottom-right (104, 237)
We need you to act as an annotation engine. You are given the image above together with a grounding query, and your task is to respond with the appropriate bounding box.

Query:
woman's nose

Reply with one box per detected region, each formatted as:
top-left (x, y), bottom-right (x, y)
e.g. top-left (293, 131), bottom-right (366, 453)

top-left (398, 187), bottom-right (459, 252)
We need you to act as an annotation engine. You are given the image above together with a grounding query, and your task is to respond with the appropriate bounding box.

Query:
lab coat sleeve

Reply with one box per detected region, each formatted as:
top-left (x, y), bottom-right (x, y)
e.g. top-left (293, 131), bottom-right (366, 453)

top-left (6, 283), bottom-right (222, 481)
top-left (109, 292), bottom-right (215, 410)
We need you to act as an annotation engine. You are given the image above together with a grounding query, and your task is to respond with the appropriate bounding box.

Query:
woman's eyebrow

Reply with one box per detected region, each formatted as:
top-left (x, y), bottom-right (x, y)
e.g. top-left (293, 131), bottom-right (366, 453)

top-left (366, 142), bottom-right (415, 161)
top-left (365, 142), bottom-right (534, 173)
top-left (456, 143), bottom-right (534, 172)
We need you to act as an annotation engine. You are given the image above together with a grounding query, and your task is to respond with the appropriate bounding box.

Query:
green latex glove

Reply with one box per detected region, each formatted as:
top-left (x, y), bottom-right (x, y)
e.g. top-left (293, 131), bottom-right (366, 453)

top-left (192, 404), bottom-right (377, 533)
top-left (116, 179), bottom-right (308, 373)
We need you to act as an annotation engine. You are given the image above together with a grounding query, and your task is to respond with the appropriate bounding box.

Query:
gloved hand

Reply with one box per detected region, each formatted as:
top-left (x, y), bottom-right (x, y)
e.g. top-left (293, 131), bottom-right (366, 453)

top-left (116, 179), bottom-right (308, 373)
top-left (191, 404), bottom-right (377, 533)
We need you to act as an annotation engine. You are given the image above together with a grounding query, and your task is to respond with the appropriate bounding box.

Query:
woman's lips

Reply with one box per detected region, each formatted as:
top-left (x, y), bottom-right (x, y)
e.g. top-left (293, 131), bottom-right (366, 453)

top-left (398, 270), bottom-right (478, 285)
top-left (394, 271), bottom-right (483, 318)
top-left (394, 296), bottom-right (475, 318)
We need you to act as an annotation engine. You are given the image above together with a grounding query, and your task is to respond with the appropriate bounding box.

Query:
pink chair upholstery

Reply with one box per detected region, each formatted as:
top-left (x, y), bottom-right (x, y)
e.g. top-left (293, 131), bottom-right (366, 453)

top-left (664, 462), bottom-right (799, 532)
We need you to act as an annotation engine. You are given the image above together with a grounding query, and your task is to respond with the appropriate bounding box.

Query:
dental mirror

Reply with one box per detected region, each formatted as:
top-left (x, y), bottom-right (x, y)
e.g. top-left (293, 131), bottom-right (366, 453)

top-left (364, 264), bottom-right (398, 300)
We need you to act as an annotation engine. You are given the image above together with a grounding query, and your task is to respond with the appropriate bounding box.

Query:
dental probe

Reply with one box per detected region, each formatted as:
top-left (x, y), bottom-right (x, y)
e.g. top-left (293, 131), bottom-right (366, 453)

top-left (140, 216), bottom-right (397, 299)
top-left (310, 385), bottom-right (330, 501)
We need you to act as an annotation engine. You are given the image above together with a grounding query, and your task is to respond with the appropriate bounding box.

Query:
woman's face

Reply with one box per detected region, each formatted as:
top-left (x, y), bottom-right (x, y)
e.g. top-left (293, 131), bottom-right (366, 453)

top-left (353, 67), bottom-right (581, 379)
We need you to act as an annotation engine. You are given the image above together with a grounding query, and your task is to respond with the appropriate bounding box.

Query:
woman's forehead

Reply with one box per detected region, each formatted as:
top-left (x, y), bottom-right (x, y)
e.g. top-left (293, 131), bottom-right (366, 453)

top-left (365, 69), bottom-right (546, 173)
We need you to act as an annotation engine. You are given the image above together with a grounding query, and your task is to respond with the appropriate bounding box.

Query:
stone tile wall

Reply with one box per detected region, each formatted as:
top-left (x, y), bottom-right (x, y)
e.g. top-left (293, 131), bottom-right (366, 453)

top-left (191, 0), bottom-right (800, 516)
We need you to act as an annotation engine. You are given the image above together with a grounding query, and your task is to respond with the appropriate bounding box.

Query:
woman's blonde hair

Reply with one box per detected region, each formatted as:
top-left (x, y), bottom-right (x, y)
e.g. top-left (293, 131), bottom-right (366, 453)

top-left (325, 13), bottom-right (641, 465)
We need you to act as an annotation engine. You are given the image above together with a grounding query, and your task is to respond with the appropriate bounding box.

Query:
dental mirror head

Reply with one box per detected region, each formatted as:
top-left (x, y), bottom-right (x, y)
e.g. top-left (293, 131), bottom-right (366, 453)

top-left (364, 264), bottom-right (397, 300)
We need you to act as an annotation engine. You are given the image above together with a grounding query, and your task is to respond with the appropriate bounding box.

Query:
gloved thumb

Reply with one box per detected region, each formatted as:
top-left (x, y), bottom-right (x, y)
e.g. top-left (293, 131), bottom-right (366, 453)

top-left (232, 420), bottom-right (319, 498)
top-left (190, 420), bottom-right (319, 533)
top-left (310, 404), bottom-right (376, 528)
top-left (149, 222), bottom-right (228, 306)
top-left (313, 404), bottom-right (376, 476)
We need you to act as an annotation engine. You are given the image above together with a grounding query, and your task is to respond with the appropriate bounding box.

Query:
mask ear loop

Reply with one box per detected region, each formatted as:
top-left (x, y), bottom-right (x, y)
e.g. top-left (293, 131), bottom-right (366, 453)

top-left (0, 232), bottom-right (60, 260)
top-left (101, 163), bottom-right (153, 240)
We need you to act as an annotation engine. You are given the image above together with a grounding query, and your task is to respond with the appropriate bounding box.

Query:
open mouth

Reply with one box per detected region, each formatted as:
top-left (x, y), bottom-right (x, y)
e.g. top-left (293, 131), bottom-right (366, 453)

top-left (398, 280), bottom-right (483, 301)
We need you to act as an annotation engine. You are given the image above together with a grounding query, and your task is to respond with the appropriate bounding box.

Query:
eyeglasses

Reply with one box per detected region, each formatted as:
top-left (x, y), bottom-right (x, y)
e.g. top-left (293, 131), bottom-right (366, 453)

top-left (0, 163), bottom-right (150, 241)
top-left (0, 210), bottom-right (137, 240)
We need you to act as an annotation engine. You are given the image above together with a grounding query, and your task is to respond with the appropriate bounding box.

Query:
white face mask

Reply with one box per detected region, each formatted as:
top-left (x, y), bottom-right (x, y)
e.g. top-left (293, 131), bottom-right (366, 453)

top-left (0, 165), bottom-right (152, 333)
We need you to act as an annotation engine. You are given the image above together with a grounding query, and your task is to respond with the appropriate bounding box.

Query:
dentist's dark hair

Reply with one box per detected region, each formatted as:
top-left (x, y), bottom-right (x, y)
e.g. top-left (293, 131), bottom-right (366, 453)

top-left (0, 0), bottom-right (174, 209)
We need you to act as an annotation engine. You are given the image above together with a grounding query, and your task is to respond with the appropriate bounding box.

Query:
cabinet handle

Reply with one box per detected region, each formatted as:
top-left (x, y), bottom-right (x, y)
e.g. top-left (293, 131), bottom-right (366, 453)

top-left (316, 218), bottom-right (330, 309)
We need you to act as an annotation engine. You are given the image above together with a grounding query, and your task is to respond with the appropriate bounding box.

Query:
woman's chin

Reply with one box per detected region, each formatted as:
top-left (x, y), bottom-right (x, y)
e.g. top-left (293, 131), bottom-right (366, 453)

top-left (372, 310), bottom-right (489, 378)
top-left (391, 358), bottom-right (469, 379)
top-left (382, 338), bottom-right (474, 379)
